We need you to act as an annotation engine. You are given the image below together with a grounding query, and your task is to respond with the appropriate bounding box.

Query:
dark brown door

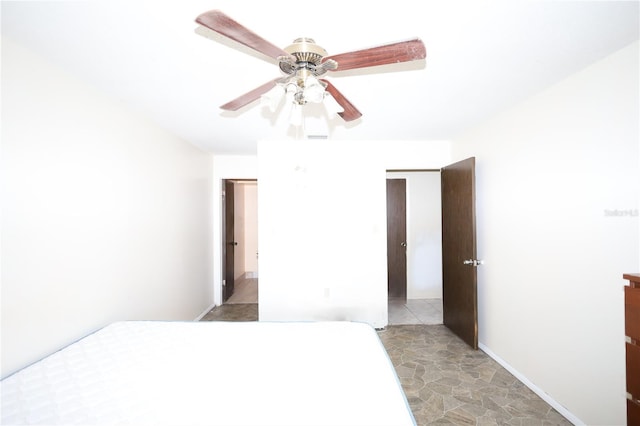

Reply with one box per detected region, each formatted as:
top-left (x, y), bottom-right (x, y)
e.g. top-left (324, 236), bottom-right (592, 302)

top-left (386, 179), bottom-right (407, 299)
top-left (441, 157), bottom-right (478, 349)
top-left (223, 180), bottom-right (236, 302)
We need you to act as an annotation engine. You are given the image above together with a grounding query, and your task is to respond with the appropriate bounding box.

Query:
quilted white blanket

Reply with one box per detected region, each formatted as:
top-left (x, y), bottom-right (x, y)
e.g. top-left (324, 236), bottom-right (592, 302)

top-left (1, 321), bottom-right (415, 425)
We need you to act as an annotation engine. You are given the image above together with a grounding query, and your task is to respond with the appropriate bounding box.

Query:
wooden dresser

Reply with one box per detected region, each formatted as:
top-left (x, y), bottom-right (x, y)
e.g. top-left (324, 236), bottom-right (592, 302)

top-left (625, 273), bottom-right (640, 425)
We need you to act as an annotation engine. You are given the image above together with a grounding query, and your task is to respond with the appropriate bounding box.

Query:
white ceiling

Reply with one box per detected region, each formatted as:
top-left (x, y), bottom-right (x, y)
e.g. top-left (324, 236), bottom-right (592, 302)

top-left (2, 1), bottom-right (638, 154)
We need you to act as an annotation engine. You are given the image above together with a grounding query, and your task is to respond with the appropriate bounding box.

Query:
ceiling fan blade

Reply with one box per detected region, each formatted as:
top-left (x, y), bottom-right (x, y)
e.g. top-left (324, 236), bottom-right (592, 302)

top-left (323, 38), bottom-right (426, 72)
top-left (196, 10), bottom-right (290, 60)
top-left (221, 79), bottom-right (280, 111)
top-left (320, 80), bottom-right (362, 122)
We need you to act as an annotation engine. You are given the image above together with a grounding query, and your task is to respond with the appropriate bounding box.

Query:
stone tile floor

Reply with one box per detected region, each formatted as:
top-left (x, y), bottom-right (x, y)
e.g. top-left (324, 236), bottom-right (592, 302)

top-left (200, 303), bottom-right (258, 321)
top-left (377, 325), bottom-right (571, 425)
top-left (201, 304), bottom-right (571, 425)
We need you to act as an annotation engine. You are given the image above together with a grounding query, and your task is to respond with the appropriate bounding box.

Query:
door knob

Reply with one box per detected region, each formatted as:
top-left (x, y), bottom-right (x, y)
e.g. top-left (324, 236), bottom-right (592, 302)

top-left (463, 259), bottom-right (484, 266)
top-left (400, 242), bottom-right (407, 247)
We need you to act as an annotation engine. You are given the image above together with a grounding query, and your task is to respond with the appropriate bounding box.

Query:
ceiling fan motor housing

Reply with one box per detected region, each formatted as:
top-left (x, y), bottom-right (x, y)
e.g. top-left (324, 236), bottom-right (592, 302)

top-left (278, 37), bottom-right (337, 78)
top-left (284, 38), bottom-right (327, 64)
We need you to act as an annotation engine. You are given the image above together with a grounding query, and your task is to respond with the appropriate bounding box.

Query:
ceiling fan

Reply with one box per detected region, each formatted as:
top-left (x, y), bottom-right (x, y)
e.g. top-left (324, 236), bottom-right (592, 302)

top-left (195, 10), bottom-right (426, 122)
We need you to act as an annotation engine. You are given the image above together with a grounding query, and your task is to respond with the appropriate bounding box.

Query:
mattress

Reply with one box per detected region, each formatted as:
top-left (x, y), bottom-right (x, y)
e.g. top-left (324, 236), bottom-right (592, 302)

top-left (1, 321), bottom-right (415, 425)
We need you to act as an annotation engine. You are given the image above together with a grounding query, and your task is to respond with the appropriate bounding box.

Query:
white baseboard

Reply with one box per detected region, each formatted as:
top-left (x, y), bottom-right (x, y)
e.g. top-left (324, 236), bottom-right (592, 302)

top-left (478, 343), bottom-right (583, 426)
top-left (194, 302), bottom-right (217, 321)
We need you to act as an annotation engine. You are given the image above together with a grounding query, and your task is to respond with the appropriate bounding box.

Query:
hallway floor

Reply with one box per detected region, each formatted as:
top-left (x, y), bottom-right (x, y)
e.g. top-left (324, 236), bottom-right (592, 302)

top-left (218, 278), bottom-right (444, 325)
top-left (225, 277), bottom-right (258, 304)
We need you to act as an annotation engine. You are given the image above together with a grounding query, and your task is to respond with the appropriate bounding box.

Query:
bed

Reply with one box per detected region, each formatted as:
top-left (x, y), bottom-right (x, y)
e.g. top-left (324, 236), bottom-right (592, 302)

top-left (1, 321), bottom-right (415, 425)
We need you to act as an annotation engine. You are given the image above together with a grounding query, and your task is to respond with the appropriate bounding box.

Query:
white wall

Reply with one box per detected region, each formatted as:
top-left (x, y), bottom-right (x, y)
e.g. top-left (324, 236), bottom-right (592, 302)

top-left (386, 172), bottom-right (442, 299)
top-left (232, 181), bottom-right (259, 279)
top-left (233, 182), bottom-right (246, 280)
top-left (258, 140), bottom-right (450, 328)
top-left (242, 182), bottom-right (259, 275)
top-left (453, 41), bottom-right (639, 425)
top-left (1, 37), bottom-right (214, 378)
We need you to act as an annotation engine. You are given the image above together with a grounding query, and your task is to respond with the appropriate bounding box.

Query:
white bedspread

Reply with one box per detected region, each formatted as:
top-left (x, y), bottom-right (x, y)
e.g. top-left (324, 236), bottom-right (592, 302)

top-left (1, 321), bottom-right (415, 425)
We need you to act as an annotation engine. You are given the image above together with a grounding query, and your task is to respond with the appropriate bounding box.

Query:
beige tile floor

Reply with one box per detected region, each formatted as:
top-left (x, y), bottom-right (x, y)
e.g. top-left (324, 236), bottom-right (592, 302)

top-left (226, 277), bottom-right (258, 304)
top-left (389, 297), bottom-right (443, 325)
top-left (201, 299), bottom-right (570, 425)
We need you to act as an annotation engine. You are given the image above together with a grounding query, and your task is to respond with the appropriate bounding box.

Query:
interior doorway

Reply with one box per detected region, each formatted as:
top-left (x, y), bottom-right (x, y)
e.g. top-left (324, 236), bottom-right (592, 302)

top-left (386, 171), bottom-right (443, 325)
top-left (387, 159), bottom-right (479, 349)
top-left (222, 179), bottom-right (259, 305)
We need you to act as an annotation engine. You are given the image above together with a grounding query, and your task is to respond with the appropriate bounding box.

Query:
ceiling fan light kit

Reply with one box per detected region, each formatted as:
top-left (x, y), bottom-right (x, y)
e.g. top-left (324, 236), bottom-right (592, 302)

top-left (195, 10), bottom-right (426, 125)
